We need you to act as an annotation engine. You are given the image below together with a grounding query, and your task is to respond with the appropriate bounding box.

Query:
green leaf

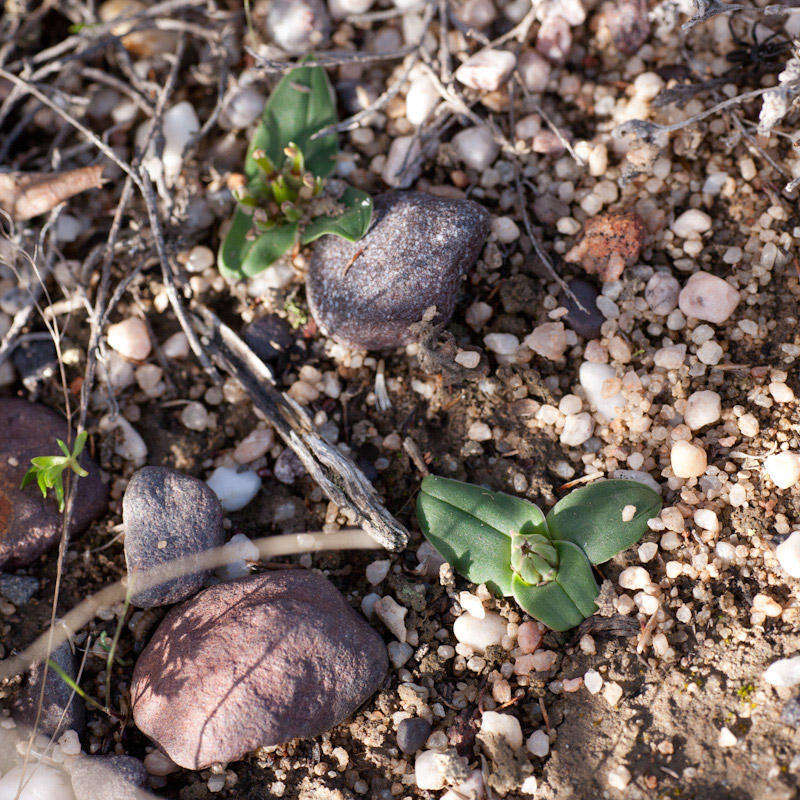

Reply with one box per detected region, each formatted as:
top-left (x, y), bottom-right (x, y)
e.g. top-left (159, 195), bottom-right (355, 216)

top-left (416, 475), bottom-right (548, 596)
top-left (73, 430), bottom-right (88, 457)
top-left (57, 439), bottom-right (70, 457)
top-left (246, 62), bottom-right (338, 181)
top-left (511, 541), bottom-right (599, 631)
top-left (546, 479), bottom-right (662, 565)
top-left (301, 188), bottom-right (373, 244)
top-left (218, 207), bottom-right (297, 280)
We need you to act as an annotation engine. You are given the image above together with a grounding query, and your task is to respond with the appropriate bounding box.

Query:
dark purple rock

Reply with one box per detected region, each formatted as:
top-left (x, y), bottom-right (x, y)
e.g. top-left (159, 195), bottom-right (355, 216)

top-left (560, 279), bottom-right (603, 339)
top-left (12, 641), bottom-right (85, 737)
top-left (123, 466), bottom-right (224, 608)
top-left (396, 717), bottom-right (432, 754)
top-left (66, 755), bottom-right (150, 800)
top-left (243, 315), bottom-right (294, 364)
top-left (306, 191), bottom-right (490, 351)
top-left (0, 400), bottom-right (107, 569)
top-left (12, 339), bottom-right (58, 392)
top-left (131, 570), bottom-right (388, 769)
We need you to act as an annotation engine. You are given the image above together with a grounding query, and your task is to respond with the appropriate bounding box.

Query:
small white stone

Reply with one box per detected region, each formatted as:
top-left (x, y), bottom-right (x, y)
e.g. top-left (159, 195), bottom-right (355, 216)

top-left (0, 764), bottom-right (75, 800)
top-left (57, 729), bottom-right (82, 757)
top-left (163, 331), bottom-right (190, 359)
top-left (718, 727), bottom-right (737, 748)
top-left (456, 0), bottom-right (496, 28)
top-left (217, 532), bottom-right (259, 580)
top-left (144, 750), bottom-right (180, 775)
top-left (603, 681), bottom-right (623, 706)
top-left (374, 596), bottom-right (407, 641)
top-left (526, 729), bottom-right (550, 757)
top-left (517, 50), bottom-right (550, 92)
top-left (107, 317), bottom-right (151, 361)
top-left (678, 272), bottom-right (740, 324)
top-left (383, 135), bottom-right (422, 187)
top-left (645, 272), bottom-right (680, 315)
top-left (441, 771), bottom-right (486, 800)
top-left (764, 655), bottom-right (800, 687)
top-left (220, 85), bottom-right (266, 129)
top-left (453, 611), bottom-right (506, 652)
top-left (765, 452), bottom-right (800, 489)
top-left (584, 669), bottom-right (603, 694)
top-left (671, 209), bottom-right (712, 238)
top-left (769, 381), bottom-right (794, 403)
top-left (180, 401), bottom-right (209, 431)
top-left (618, 566), bottom-right (650, 590)
top-left (458, 591), bottom-right (486, 619)
top-left (524, 322), bottom-right (567, 361)
top-left (697, 340), bottom-right (723, 365)
top-left (480, 711), bottom-right (523, 749)
top-left (484, 332), bottom-right (519, 356)
top-left (328, 0), bottom-right (373, 15)
top-left (452, 126), bottom-right (499, 171)
top-left (579, 362), bottom-right (624, 421)
top-left (654, 343), bottom-right (686, 369)
top-left (670, 440), bottom-right (707, 479)
top-left (607, 764), bottom-right (631, 790)
top-left (466, 301), bottom-right (493, 330)
top-left (99, 414), bottom-right (147, 465)
top-left (206, 466), bottom-right (261, 511)
top-left (455, 48), bottom-right (516, 91)
top-left (693, 508), bottom-right (719, 532)
top-left (468, 421), bottom-right (492, 441)
top-left (776, 532), bottom-right (800, 579)
top-left (455, 350), bottom-right (480, 369)
top-left (233, 427), bottom-right (274, 463)
top-left (366, 559), bottom-right (391, 585)
top-left (415, 751), bottom-right (448, 791)
top-left (405, 74), bottom-right (439, 126)
top-left (135, 363), bottom-right (164, 397)
top-left (387, 640), bottom-right (413, 668)
top-left (560, 413), bottom-right (594, 447)
top-left (491, 216), bottom-right (520, 243)
top-left (684, 390), bottom-right (721, 430)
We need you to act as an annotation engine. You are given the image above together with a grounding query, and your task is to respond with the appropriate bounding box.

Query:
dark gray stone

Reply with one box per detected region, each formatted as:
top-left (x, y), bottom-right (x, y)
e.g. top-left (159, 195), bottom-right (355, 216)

top-left (0, 573), bottom-right (39, 605)
top-left (0, 400), bottom-right (107, 569)
top-left (12, 339), bottom-right (58, 391)
top-left (560, 279), bottom-right (603, 339)
top-left (243, 315), bottom-right (294, 363)
top-left (396, 717), bottom-right (432, 754)
top-left (131, 570), bottom-right (388, 769)
top-left (12, 641), bottom-right (85, 737)
top-left (123, 466), bottom-right (224, 608)
top-left (306, 191), bottom-right (489, 350)
top-left (263, 0), bottom-right (331, 54)
top-left (66, 754), bottom-right (150, 800)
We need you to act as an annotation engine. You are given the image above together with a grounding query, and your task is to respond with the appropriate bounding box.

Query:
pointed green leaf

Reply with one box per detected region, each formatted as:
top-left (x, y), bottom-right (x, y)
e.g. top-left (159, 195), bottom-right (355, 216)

top-left (21, 467), bottom-right (37, 490)
top-left (512, 541), bottom-right (599, 631)
top-left (218, 207), bottom-right (297, 280)
top-left (37, 471), bottom-right (48, 499)
top-left (301, 188), bottom-right (373, 244)
top-left (546, 479), bottom-right (662, 565)
top-left (57, 439), bottom-right (70, 457)
top-left (73, 430), bottom-right (88, 457)
top-left (246, 62), bottom-right (338, 180)
top-left (416, 476), bottom-right (548, 596)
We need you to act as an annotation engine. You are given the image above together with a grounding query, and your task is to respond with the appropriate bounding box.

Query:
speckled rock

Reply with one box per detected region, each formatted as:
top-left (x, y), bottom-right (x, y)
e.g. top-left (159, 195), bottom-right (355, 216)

top-left (0, 573), bottom-right (38, 605)
top-left (564, 211), bottom-right (645, 282)
top-left (66, 755), bottom-right (148, 800)
top-left (131, 570), bottom-right (388, 769)
top-left (12, 641), bottom-right (85, 737)
top-left (123, 466), bottom-right (224, 608)
top-left (0, 400), bottom-right (106, 568)
top-left (306, 191), bottom-right (489, 350)
top-left (560, 279), bottom-right (603, 338)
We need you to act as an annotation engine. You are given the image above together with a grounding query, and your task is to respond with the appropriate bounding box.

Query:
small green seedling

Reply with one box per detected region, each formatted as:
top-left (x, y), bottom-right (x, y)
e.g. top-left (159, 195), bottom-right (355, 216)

top-left (218, 60), bottom-right (373, 280)
top-left (417, 476), bottom-right (662, 631)
top-left (21, 431), bottom-right (89, 512)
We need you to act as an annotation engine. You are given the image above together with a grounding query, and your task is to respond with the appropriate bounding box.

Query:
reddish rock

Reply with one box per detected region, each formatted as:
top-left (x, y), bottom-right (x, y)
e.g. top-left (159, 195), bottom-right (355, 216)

top-left (564, 211), bottom-right (646, 282)
top-left (131, 570), bottom-right (388, 769)
top-left (0, 400), bottom-right (106, 568)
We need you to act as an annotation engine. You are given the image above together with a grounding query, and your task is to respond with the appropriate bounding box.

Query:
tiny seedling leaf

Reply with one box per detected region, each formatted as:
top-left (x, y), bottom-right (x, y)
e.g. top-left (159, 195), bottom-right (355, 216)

top-left (301, 188), bottom-right (373, 244)
top-left (246, 62), bottom-right (338, 181)
top-left (218, 207), bottom-right (297, 280)
top-left (416, 475), bottom-right (547, 596)
top-left (546, 479), bottom-right (662, 565)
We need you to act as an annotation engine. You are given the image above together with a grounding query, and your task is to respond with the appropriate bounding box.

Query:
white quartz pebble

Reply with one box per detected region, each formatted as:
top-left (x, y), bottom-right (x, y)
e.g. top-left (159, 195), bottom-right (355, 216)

top-left (233, 427), bottom-right (274, 463)
top-left (483, 333), bottom-right (519, 356)
top-left (684, 390), bottom-right (721, 430)
top-left (764, 655), bottom-right (800, 687)
top-left (765, 452), bottom-right (800, 489)
top-left (382, 135), bottom-right (422, 187)
top-left (579, 362), bottom-right (625, 421)
top-left (206, 466), bottom-right (261, 511)
top-left (452, 126), bottom-right (499, 171)
top-left (453, 611), bottom-right (506, 652)
top-left (776, 532), bottom-right (800, 579)
top-left (670, 440), bottom-right (707, 478)
top-left (455, 49), bottom-right (516, 91)
top-left (560, 413), bottom-right (594, 447)
top-left (645, 272), bottom-right (680, 315)
top-left (99, 414), bottom-right (147, 465)
top-left (163, 331), bottom-right (190, 359)
top-left (678, 272), bottom-right (740, 324)
top-left (180, 401), bottom-right (209, 431)
top-left (671, 209), bottom-right (712, 238)
top-left (584, 669), bottom-right (603, 694)
top-left (415, 751), bottom-right (448, 791)
top-left (0, 765), bottom-right (75, 800)
top-left (366, 559), bottom-right (391, 585)
top-left (374, 596), bottom-right (407, 641)
top-left (524, 322), bottom-right (567, 360)
top-left (480, 711), bottom-right (523, 749)
top-left (405, 75), bottom-right (439, 126)
top-left (526, 729), bottom-right (549, 757)
top-left (107, 317), bottom-right (151, 361)
top-left (618, 566), bottom-right (650, 590)
top-left (215, 533), bottom-right (259, 581)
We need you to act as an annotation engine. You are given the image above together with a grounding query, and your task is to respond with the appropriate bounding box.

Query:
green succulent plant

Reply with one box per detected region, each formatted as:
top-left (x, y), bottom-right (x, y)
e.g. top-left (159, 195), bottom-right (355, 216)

top-left (21, 431), bottom-right (89, 513)
top-left (416, 476), bottom-right (662, 631)
top-left (218, 60), bottom-right (373, 281)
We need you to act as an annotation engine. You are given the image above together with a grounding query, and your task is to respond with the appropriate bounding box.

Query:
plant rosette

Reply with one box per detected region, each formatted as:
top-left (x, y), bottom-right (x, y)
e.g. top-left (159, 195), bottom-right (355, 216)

top-left (218, 60), bottom-right (373, 281)
top-left (416, 476), bottom-right (662, 631)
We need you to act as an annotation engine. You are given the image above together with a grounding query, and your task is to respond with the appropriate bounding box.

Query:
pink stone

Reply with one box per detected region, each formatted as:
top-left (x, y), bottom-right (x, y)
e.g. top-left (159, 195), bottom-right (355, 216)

top-left (517, 621), bottom-right (543, 654)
